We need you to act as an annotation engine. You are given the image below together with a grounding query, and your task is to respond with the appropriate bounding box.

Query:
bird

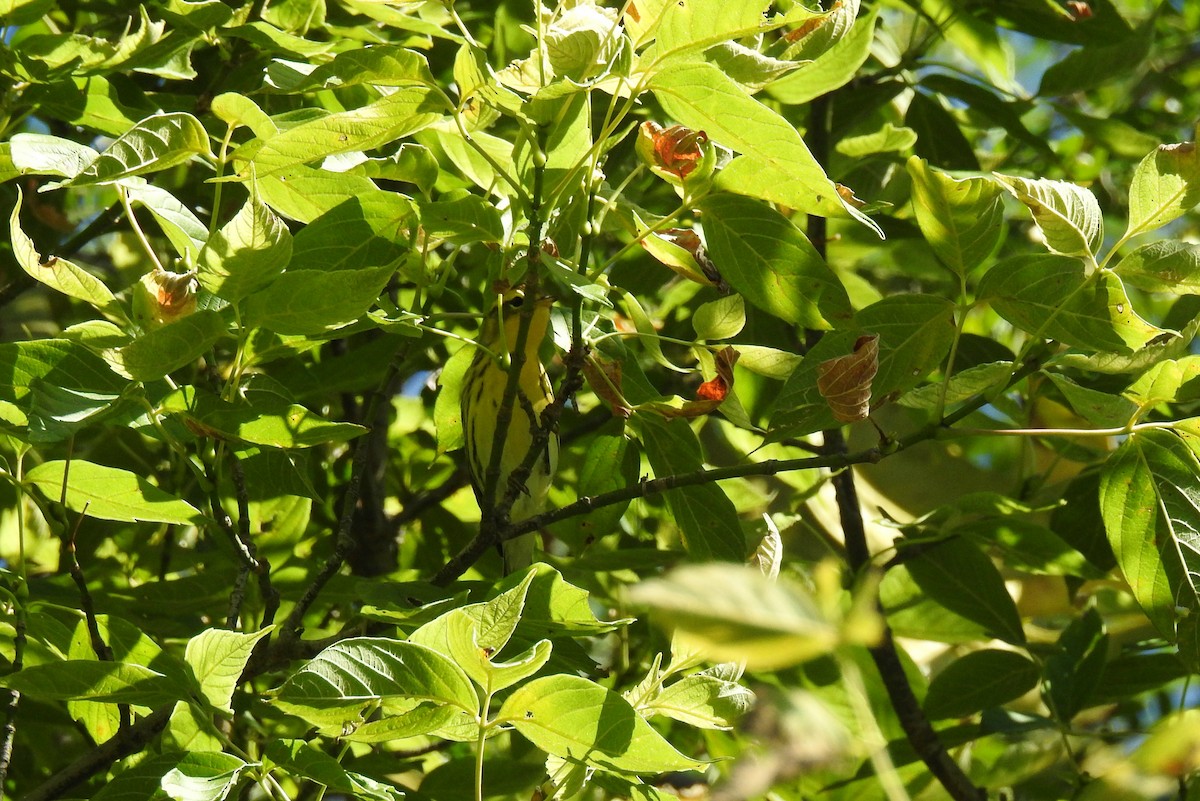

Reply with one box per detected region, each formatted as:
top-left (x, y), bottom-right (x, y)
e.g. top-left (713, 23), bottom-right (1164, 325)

top-left (460, 288), bottom-right (558, 572)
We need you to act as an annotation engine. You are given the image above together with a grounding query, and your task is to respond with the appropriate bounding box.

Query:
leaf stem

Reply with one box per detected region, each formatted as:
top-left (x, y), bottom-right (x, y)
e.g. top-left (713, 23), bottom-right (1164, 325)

top-left (117, 185), bottom-right (164, 273)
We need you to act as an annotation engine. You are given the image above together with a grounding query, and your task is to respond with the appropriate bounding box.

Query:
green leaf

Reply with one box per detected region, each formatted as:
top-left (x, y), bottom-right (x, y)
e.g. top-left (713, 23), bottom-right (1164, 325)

top-left (439, 609), bottom-right (553, 692)
top-left (198, 197), bottom-right (293, 303)
top-left (25, 459), bottom-right (204, 524)
top-left (242, 264), bottom-right (395, 335)
top-left (550, 432), bottom-right (640, 547)
top-left (693, 294), bottom-right (745, 341)
top-left (9, 132), bottom-right (99, 178)
top-left (108, 310), bottom-right (228, 381)
top-left (265, 44), bottom-right (435, 92)
top-left (650, 61), bottom-right (868, 227)
top-left (906, 91), bottom-right (979, 171)
top-left (10, 188), bottom-right (122, 319)
top-left (1046, 372), bottom-right (1139, 427)
top-left (288, 194), bottom-right (414, 273)
top-left (924, 649), bottom-right (1039, 719)
top-left (265, 740), bottom-right (404, 801)
top-left (906, 156), bottom-right (1004, 276)
top-left (1125, 356), bottom-right (1200, 409)
top-left (1043, 608), bottom-right (1107, 722)
top-left (697, 193), bottom-right (851, 329)
top-left (898, 362), bottom-right (1013, 411)
top-left (836, 123), bottom-right (917, 158)
top-left (185, 627), bottom-right (274, 713)
top-left (498, 674), bottom-right (704, 774)
top-left (273, 637), bottom-right (478, 731)
top-left (410, 569), bottom-right (537, 667)
top-left (648, 0), bottom-right (770, 61)
top-left (508, 562), bottom-right (629, 638)
top-left (960, 517), bottom-right (1102, 578)
top-left (245, 87), bottom-right (446, 177)
top-left (418, 192), bottom-right (504, 244)
top-left (26, 382), bottom-right (128, 443)
top-left (1125, 135), bottom-right (1200, 239)
top-left (994, 173), bottom-right (1102, 257)
top-left (627, 563), bottom-right (840, 670)
top-left (257, 166), bottom-right (386, 223)
top-left (0, 0), bottom-right (53, 25)
top-left (645, 670), bottom-right (755, 729)
top-left (123, 180), bottom-right (209, 263)
top-left (330, 142), bottom-right (438, 196)
top-left (1038, 19), bottom-right (1154, 97)
top-left (766, 7), bottom-right (878, 105)
top-left (979, 254), bottom-right (1163, 352)
top-left (68, 112), bottom-right (213, 186)
top-left (885, 537), bottom-right (1025, 645)
top-left (1101, 430), bottom-right (1200, 669)
top-left (434, 343), bottom-right (473, 454)
top-left (93, 752), bottom-right (249, 801)
top-left (637, 415), bottom-right (746, 562)
top-left (164, 388), bottom-right (367, 449)
top-left (1114, 240), bottom-right (1200, 295)
top-left (0, 660), bottom-right (187, 705)
top-left (0, 339), bottom-right (126, 409)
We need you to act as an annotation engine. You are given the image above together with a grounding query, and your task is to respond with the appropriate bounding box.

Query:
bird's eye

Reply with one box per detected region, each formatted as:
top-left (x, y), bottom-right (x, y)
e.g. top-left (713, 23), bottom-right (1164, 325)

top-left (508, 295), bottom-right (525, 309)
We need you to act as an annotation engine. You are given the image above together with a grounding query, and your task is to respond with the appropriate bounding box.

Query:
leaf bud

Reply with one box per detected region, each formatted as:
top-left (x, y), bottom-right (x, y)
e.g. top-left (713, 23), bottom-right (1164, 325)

top-left (635, 122), bottom-right (716, 192)
top-left (133, 267), bottom-right (199, 331)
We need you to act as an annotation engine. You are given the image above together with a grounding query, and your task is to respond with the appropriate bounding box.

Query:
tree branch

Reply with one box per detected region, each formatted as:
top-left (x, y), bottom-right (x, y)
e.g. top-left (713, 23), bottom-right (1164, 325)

top-left (807, 92), bottom-right (984, 801)
top-left (21, 706), bottom-right (172, 801)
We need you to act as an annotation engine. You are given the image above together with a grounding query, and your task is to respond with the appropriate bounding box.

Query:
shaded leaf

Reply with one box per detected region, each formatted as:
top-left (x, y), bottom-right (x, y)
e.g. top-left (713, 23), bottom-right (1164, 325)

top-left (925, 649), bottom-right (1039, 719)
top-left (637, 415), bottom-right (746, 562)
top-left (885, 537), bottom-right (1024, 645)
top-left (108, 310), bottom-right (227, 381)
top-left (1115, 240), bottom-right (1200, 295)
top-left (198, 197), bottom-right (293, 303)
top-left (0, 660), bottom-right (187, 705)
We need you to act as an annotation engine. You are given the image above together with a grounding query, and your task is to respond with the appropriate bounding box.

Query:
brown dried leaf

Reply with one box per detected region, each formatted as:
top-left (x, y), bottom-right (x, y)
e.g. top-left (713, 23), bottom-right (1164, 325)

top-left (584, 355), bottom-right (631, 418)
top-left (696, 346), bottom-right (739, 402)
top-left (817, 335), bottom-right (879, 423)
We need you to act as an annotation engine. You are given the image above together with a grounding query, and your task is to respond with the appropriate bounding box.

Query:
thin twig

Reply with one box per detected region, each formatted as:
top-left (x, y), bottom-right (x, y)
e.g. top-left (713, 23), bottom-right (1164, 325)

top-left (231, 454), bottom-right (279, 627)
top-left (0, 586), bottom-right (25, 786)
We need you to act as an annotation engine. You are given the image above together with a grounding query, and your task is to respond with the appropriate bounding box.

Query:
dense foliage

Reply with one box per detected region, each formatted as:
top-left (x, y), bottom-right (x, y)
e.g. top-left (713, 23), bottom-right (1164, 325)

top-left (3, 0), bottom-right (1200, 799)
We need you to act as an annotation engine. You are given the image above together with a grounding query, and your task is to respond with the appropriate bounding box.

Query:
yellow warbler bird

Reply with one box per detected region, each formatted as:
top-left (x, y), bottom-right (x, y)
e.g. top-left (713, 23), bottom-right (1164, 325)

top-left (461, 290), bottom-right (557, 572)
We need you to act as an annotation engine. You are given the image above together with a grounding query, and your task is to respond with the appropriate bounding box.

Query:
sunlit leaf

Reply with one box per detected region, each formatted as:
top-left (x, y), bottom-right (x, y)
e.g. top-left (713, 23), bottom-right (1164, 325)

top-left (907, 156), bottom-right (1004, 276)
top-left (68, 112), bottom-right (213, 186)
top-left (1125, 132), bottom-right (1200, 239)
top-left (25, 459), bottom-right (204, 524)
top-left (1101, 430), bottom-right (1200, 669)
top-left (994, 173), bottom-right (1102, 257)
top-left (498, 675), bottom-right (705, 773)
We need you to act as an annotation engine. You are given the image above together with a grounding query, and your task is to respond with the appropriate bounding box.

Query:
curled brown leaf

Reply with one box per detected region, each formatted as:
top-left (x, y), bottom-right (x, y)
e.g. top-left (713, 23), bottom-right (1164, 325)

top-left (817, 335), bottom-right (879, 423)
